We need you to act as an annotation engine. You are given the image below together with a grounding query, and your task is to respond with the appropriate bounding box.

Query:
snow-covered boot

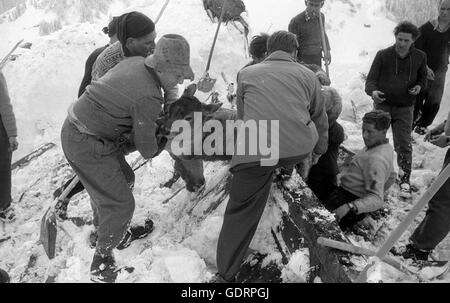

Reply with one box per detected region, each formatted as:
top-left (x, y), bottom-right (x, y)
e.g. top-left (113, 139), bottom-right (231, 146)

top-left (402, 243), bottom-right (431, 262)
top-left (116, 219), bottom-right (154, 250)
top-left (0, 268), bottom-right (10, 283)
top-left (90, 251), bottom-right (118, 283)
top-left (0, 207), bottom-right (15, 223)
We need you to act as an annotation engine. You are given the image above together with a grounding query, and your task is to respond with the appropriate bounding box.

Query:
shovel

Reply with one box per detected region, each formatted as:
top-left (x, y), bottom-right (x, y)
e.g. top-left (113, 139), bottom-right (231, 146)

top-left (198, 0), bottom-right (230, 93)
top-left (40, 176), bottom-right (79, 259)
top-left (0, 39), bottom-right (24, 70)
top-left (318, 11), bottom-right (330, 79)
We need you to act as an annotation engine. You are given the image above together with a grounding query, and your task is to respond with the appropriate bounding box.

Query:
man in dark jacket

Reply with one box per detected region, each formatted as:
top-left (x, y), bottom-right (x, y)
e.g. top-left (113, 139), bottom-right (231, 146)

top-left (215, 31), bottom-right (328, 283)
top-left (365, 21), bottom-right (428, 196)
top-left (413, 0), bottom-right (450, 135)
top-left (288, 0), bottom-right (331, 67)
top-left (61, 34), bottom-right (194, 283)
top-left (78, 17), bottom-right (119, 98)
top-left (402, 113), bottom-right (450, 261)
top-left (0, 71), bottom-right (18, 222)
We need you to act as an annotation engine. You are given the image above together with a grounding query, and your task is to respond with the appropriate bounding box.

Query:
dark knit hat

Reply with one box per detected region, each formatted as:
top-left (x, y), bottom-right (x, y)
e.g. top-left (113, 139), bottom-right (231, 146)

top-left (102, 17), bottom-right (119, 37)
top-left (117, 11), bottom-right (155, 56)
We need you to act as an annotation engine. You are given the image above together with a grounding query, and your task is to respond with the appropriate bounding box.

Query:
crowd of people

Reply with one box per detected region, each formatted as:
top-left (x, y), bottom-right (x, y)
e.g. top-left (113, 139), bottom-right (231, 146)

top-left (1, 0), bottom-right (450, 283)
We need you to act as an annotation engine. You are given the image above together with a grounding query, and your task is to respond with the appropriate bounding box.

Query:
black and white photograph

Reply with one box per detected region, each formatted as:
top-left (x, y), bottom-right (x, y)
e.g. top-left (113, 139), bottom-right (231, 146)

top-left (1, 0), bottom-right (450, 288)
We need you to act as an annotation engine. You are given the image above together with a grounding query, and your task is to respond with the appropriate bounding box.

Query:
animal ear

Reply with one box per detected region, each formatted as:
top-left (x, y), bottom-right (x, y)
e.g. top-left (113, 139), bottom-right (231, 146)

top-left (183, 83), bottom-right (197, 97)
top-left (203, 102), bottom-right (223, 117)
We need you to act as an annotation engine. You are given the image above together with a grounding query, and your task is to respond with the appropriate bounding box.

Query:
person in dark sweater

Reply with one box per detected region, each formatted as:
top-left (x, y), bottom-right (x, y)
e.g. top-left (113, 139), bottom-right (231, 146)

top-left (402, 113), bottom-right (450, 261)
top-left (413, 0), bottom-right (450, 135)
top-left (365, 21), bottom-right (428, 196)
top-left (78, 17), bottom-right (119, 98)
top-left (288, 0), bottom-right (331, 67)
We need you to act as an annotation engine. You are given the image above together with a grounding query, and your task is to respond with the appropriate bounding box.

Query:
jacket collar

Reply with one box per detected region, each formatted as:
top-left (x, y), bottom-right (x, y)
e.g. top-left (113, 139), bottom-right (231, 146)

top-left (264, 51), bottom-right (298, 63)
top-left (305, 10), bottom-right (318, 22)
top-left (390, 44), bottom-right (416, 59)
top-left (430, 18), bottom-right (450, 33)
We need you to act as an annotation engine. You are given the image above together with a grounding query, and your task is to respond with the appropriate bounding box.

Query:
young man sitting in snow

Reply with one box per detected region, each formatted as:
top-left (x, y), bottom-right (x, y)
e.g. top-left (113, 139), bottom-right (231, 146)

top-left (324, 110), bottom-right (397, 231)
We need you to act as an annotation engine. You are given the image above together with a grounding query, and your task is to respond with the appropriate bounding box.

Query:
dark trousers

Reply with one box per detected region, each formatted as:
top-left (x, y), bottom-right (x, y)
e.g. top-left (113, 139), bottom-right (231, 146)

top-left (323, 187), bottom-right (366, 230)
top-left (375, 103), bottom-right (413, 179)
top-left (414, 68), bottom-right (447, 128)
top-left (410, 148), bottom-right (450, 251)
top-left (298, 53), bottom-right (322, 67)
top-left (0, 120), bottom-right (12, 211)
top-left (217, 156), bottom-right (307, 281)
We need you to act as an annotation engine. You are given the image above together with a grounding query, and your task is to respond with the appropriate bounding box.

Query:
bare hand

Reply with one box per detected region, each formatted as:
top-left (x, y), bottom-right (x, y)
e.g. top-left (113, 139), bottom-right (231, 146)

top-left (8, 137), bottom-right (18, 152)
top-left (408, 85), bottom-right (421, 96)
top-left (334, 204), bottom-right (350, 221)
top-left (324, 53), bottom-right (331, 66)
top-left (427, 66), bottom-right (435, 81)
top-left (372, 91), bottom-right (386, 104)
top-left (430, 135), bottom-right (450, 148)
top-left (312, 152), bottom-right (322, 165)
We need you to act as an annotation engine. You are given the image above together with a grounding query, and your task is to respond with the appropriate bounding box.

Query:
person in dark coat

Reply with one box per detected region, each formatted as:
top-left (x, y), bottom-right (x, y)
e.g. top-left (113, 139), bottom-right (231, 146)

top-left (365, 21), bottom-right (428, 196)
top-left (0, 71), bottom-right (18, 222)
top-left (413, 0), bottom-right (450, 135)
top-left (402, 113), bottom-right (450, 261)
top-left (77, 17), bottom-right (119, 98)
top-left (288, 0), bottom-right (331, 67)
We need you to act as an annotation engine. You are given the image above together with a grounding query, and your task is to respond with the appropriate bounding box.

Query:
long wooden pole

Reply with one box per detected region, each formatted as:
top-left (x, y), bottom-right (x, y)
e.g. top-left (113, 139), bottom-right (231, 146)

top-left (355, 164), bottom-right (450, 283)
top-left (318, 12), bottom-right (329, 78)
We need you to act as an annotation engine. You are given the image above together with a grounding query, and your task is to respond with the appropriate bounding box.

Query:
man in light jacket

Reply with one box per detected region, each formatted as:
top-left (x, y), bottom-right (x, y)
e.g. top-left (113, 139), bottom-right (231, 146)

top-left (215, 31), bottom-right (328, 283)
top-left (0, 71), bottom-right (18, 222)
top-left (61, 34), bottom-right (195, 283)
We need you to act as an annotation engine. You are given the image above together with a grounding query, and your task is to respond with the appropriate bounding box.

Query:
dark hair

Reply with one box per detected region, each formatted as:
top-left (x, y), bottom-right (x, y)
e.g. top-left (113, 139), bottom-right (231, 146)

top-left (267, 31), bottom-right (299, 55)
top-left (363, 110), bottom-right (391, 131)
top-left (102, 17), bottom-right (119, 37)
top-left (249, 33), bottom-right (269, 60)
top-left (394, 21), bottom-right (420, 39)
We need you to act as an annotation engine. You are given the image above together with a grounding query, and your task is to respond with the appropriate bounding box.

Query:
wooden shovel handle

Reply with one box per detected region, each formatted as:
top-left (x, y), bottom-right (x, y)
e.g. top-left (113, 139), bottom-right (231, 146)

top-left (205, 0), bottom-right (229, 73)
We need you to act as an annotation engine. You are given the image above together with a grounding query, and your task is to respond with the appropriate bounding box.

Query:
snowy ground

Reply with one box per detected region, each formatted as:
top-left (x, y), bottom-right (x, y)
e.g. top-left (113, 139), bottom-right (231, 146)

top-left (1, 0), bottom-right (450, 283)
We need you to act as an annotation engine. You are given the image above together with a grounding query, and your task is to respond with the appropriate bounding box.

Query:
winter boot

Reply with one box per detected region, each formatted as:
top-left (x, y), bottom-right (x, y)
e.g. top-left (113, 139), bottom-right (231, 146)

top-left (54, 197), bottom-right (70, 220)
top-left (401, 243), bottom-right (431, 262)
top-left (0, 207), bottom-right (15, 223)
top-left (399, 174), bottom-right (412, 198)
top-left (0, 268), bottom-right (10, 283)
top-left (209, 273), bottom-right (235, 283)
top-left (117, 219), bottom-right (154, 250)
top-left (414, 126), bottom-right (428, 136)
top-left (90, 251), bottom-right (118, 283)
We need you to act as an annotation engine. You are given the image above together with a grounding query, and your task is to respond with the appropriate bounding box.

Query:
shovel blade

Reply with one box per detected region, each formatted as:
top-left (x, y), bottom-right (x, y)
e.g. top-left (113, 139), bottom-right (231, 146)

top-left (198, 76), bottom-right (217, 93)
top-left (40, 207), bottom-right (57, 259)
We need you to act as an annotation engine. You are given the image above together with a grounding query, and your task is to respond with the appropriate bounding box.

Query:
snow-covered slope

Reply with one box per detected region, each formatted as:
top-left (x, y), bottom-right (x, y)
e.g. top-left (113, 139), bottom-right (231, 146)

top-left (1, 0), bottom-right (450, 283)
